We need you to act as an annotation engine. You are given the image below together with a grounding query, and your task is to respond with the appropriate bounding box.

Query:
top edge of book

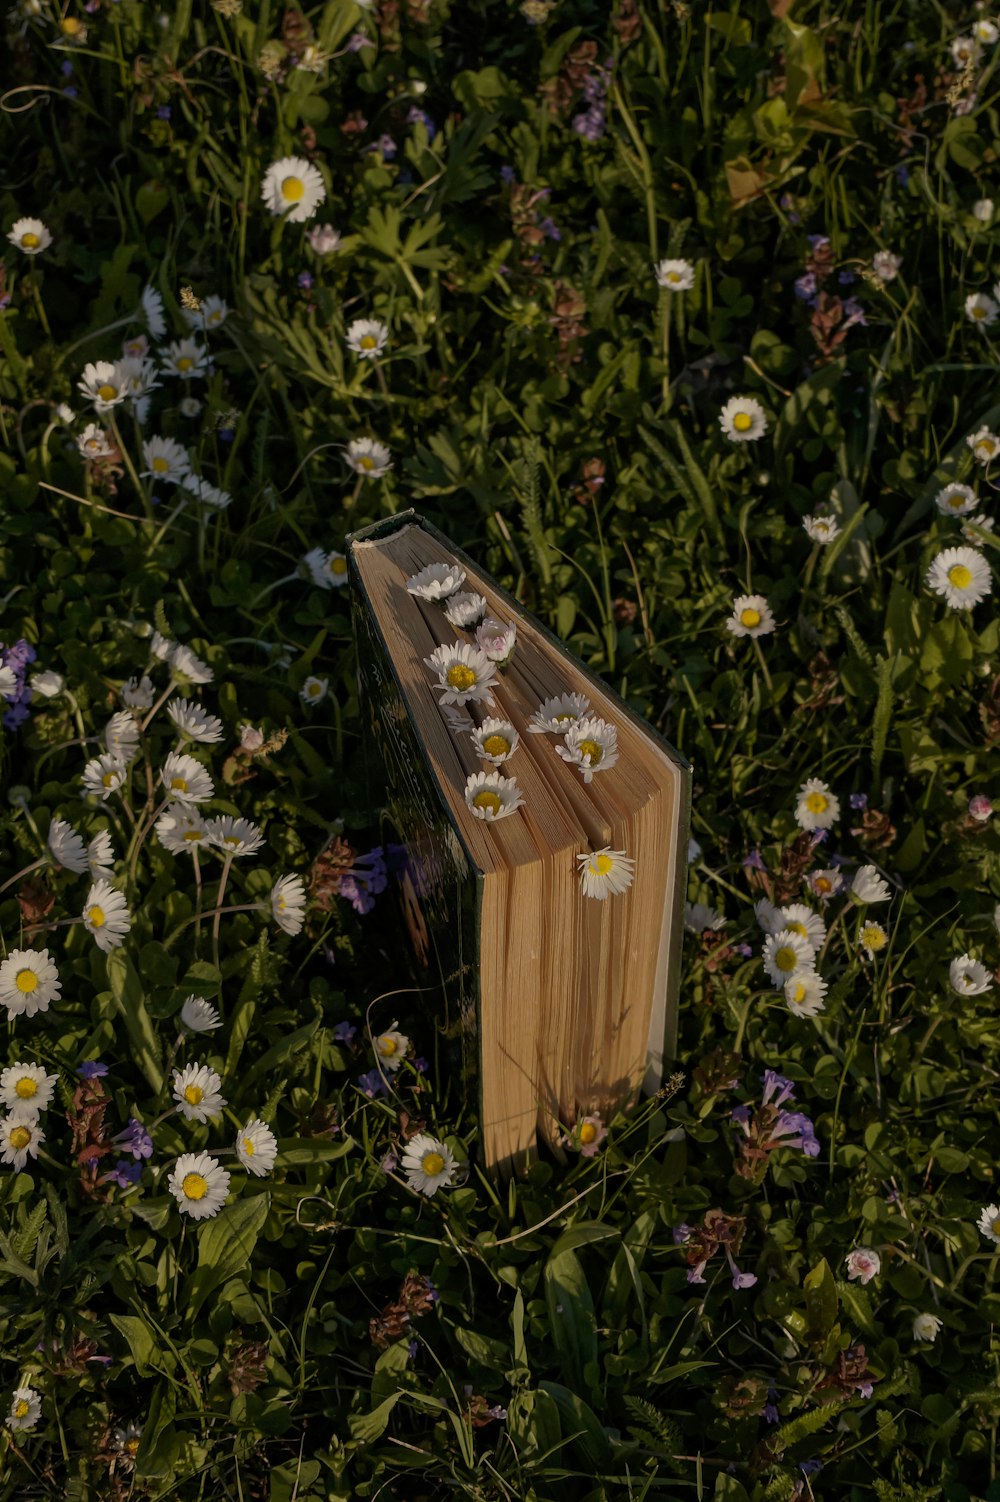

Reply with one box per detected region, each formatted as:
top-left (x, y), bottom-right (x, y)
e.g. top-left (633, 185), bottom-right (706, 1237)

top-left (347, 509), bottom-right (692, 775)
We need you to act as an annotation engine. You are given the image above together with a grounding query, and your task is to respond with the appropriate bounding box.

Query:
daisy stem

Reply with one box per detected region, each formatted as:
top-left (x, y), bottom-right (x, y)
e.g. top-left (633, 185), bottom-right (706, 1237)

top-left (64, 689), bottom-right (88, 747)
top-left (193, 849), bottom-right (203, 949)
top-left (374, 360), bottom-right (389, 397)
top-left (56, 314), bottom-right (134, 369)
top-left (660, 288), bottom-right (672, 409)
top-left (733, 994), bottom-right (754, 1053)
top-left (247, 571), bottom-right (300, 610)
top-left (126, 795), bottom-right (169, 895)
top-left (164, 900), bottom-right (262, 951)
top-left (146, 494), bottom-right (191, 555)
top-left (752, 637), bottom-right (773, 696)
top-left (109, 415), bottom-right (154, 524)
top-left (140, 682), bottom-right (177, 733)
top-left (212, 855), bottom-right (234, 971)
top-left (349, 475), bottom-right (363, 508)
top-left (28, 275), bottom-right (51, 340)
top-left (0, 857), bottom-right (47, 897)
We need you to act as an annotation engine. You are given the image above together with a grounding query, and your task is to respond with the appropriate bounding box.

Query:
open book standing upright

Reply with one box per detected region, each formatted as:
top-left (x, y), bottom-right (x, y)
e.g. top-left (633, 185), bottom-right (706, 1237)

top-left (348, 511), bottom-right (691, 1174)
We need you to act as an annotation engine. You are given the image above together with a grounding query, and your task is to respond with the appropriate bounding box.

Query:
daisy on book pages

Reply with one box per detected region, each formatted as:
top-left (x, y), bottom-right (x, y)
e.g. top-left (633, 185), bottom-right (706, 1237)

top-left (472, 718), bottom-right (520, 766)
top-left (475, 616), bottom-right (517, 665)
top-left (444, 592), bottom-right (488, 629)
top-left (425, 642), bottom-right (497, 706)
top-left (577, 848), bottom-right (635, 900)
top-left (557, 716), bottom-right (619, 782)
top-left (464, 770), bottom-right (525, 821)
top-left (527, 691), bottom-right (590, 733)
top-left (406, 562), bottom-right (467, 600)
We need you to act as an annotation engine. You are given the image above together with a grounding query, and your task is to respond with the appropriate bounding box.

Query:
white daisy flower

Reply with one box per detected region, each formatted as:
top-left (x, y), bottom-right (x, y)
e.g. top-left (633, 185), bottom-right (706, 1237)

top-left (441, 703), bottom-right (474, 732)
top-left (780, 903), bottom-right (826, 951)
top-left (82, 880), bottom-right (132, 952)
top-left (104, 710), bottom-right (140, 761)
top-left (851, 865), bottom-right (891, 903)
top-left (180, 995), bottom-right (221, 1033)
top-left (169, 643), bottom-right (214, 684)
top-left (406, 562), bottom-right (467, 601)
top-left (401, 1132), bottom-right (457, 1196)
top-left (30, 670), bottom-right (63, 698)
top-left (270, 874), bottom-right (307, 935)
top-left (115, 356), bottom-right (161, 403)
top-left (725, 594), bottom-right (775, 638)
top-left (77, 423), bottom-right (115, 460)
top-left (803, 514), bottom-right (840, 545)
top-left (912, 1312), bottom-right (943, 1342)
top-left (236, 1118), bottom-right (278, 1177)
top-left (859, 920), bottom-right (889, 960)
top-left (952, 34), bottom-right (982, 67)
top-left (808, 867), bottom-right (844, 903)
top-left (719, 395), bottom-right (768, 442)
top-left (950, 953), bottom-right (992, 995)
top-left (181, 474), bottom-right (233, 511)
top-left (78, 361), bottom-right (127, 413)
top-left (160, 338), bottom-right (208, 379)
top-left (373, 1022), bottom-right (410, 1073)
top-left (81, 753), bottom-right (129, 801)
top-left (425, 643), bottom-right (497, 707)
top-left (304, 547), bottom-right (350, 589)
top-left (183, 294), bottom-right (230, 332)
top-left (967, 427), bottom-right (1000, 464)
top-left (754, 898), bottom-right (784, 935)
top-left (167, 698), bottom-right (224, 744)
top-left (0, 1062), bottom-right (57, 1116)
top-left (845, 1247), bottom-right (880, 1284)
top-left (472, 717), bottom-right (520, 766)
top-left (654, 258), bottom-right (695, 291)
top-left (307, 223), bottom-right (340, 254)
top-left (0, 949), bottom-right (60, 1019)
top-left (138, 284), bottom-right (166, 338)
top-left (150, 630), bottom-right (176, 662)
top-left (962, 512), bottom-right (996, 543)
top-left (1, 1110), bottom-right (44, 1171)
top-left (783, 971), bottom-right (828, 1017)
top-left (6, 1387), bottom-right (42, 1430)
top-left (577, 847), bottom-right (635, 900)
top-left (763, 929), bottom-right (816, 986)
top-left (684, 901), bottom-right (726, 932)
top-left (925, 545), bottom-right (992, 609)
top-left (119, 671), bottom-right (154, 709)
top-left (556, 716), bottom-right (620, 782)
top-left (168, 1151), bottom-right (230, 1219)
top-left (464, 769), bottom-right (525, 822)
top-left (141, 436), bottom-right (190, 483)
top-left (160, 752), bottom-right (214, 804)
top-left (261, 155), bottom-right (326, 222)
top-left (155, 804), bottom-right (210, 854)
top-left (935, 482), bottom-right (977, 517)
top-left (205, 815), bottom-right (264, 858)
top-left (88, 830), bottom-right (115, 881)
top-left (113, 1421), bottom-right (143, 1460)
top-left (974, 19), bottom-right (999, 44)
top-left (0, 666), bottom-right (16, 699)
top-left (296, 42), bottom-right (329, 71)
top-left (345, 437), bottom-right (392, 478)
top-left (300, 675), bottom-right (329, 705)
top-left (872, 250), bottom-right (902, 282)
top-left (965, 291), bottom-right (999, 326)
top-left (7, 217), bottom-right (52, 254)
top-left (978, 1203), bottom-right (1000, 1244)
top-left (444, 592), bottom-right (488, 629)
top-left (179, 396), bottom-right (202, 417)
top-left (476, 617), bottom-right (517, 665)
top-left (795, 777), bottom-right (840, 830)
top-left (527, 691), bottom-right (591, 734)
top-left (172, 1062), bottom-right (226, 1122)
top-left (346, 318), bottom-right (389, 359)
top-left (47, 817), bottom-right (89, 874)
top-left (974, 198), bottom-right (995, 223)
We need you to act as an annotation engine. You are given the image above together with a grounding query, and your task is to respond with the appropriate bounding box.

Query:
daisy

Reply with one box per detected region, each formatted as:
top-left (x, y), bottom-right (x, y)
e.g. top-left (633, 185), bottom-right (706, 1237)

top-left (30, 670), bottom-right (63, 697)
top-left (82, 880), bottom-right (132, 952)
top-left (845, 1247), bottom-right (880, 1284)
top-left (170, 644), bottom-right (214, 683)
top-left (762, 929), bottom-right (816, 986)
top-left (962, 512), bottom-right (996, 543)
top-left (183, 294), bottom-right (230, 332)
top-left (401, 1132), bottom-right (457, 1196)
top-left (950, 953), bottom-right (992, 994)
top-left (172, 1062), bottom-right (226, 1122)
top-left (425, 643), bottom-right (497, 707)
top-left (182, 474), bottom-right (233, 511)
top-left (968, 427), bottom-right (1000, 464)
top-left (912, 1312), bottom-right (943, 1342)
top-left (528, 691), bottom-right (590, 734)
top-left (307, 223), bottom-right (340, 254)
top-left (167, 698), bottom-right (224, 744)
top-left (925, 545), bottom-right (992, 609)
top-left (952, 35), bottom-right (982, 67)
top-left (464, 769), bottom-right (525, 821)
top-left (0, 1062), bottom-right (57, 1115)
top-left (113, 1421), bottom-right (143, 1462)
top-left (205, 815), bottom-right (264, 857)
top-left (872, 250), bottom-right (902, 281)
top-left (47, 816), bottom-right (89, 874)
top-left (345, 437), bottom-right (392, 478)
top-left (556, 716), bottom-right (620, 782)
top-left (160, 752), bottom-right (213, 804)
top-left (476, 617), bottom-right (517, 665)
top-left (859, 921), bottom-right (888, 960)
top-left (406, 562), bottom-right (467, 600)
top-left (719, 395), bottom-right (768, 442)
top-left (780, 904), bottom-right (826, 951)
top-left (81, 753), bottom-right (129, 801)
top-left (570, 1112), bottom-right (608, 1157)
top-left (978, 1204), bottom-right (1000, 1243)
top-left (304, 547), bottom-right (350, 589)
top-left (975, 198), bottom-right (995, 222)
top-left (346, 318), bottom-right (389, 359)
top-left (150, 630), bottom-right (176, 661)
top-left (795, 778), bottom-right (840, 830)
top-left (141, 437), bottom-right (190, 483)
top-left (155, 804), bottom-right (210, 854)
top-left (685, 901), bottom-right (726, 932)
top-left (78, 361), bottom-right (127, 413)
top-left (974, 19), bottom-right (999, 43)
top-left (803, 514), bottom-right (840, 544)
top-left (808, 868), bottom-right (844, 903)
top-left (577, 847), bottom-right (636, 900)
top-left (1, 1110), bottom-right (44, 1171)
top-left (444, 592), bottom-right (488, 629)
top-left (441, 703), bottom-right (474, 732)
top-left (725, 595), bottom-right (775, 638)
top-left (753, 898), bottom-right (784, 934)
top-left (180, 995), bottom-right (221, 1033)
top-left (104, 710), bottom-right (140, 761)
top-left (168, 1151), bottom-right (231, 1219)
top-left (7, 217), bottom-right (51, 254)
top-left (179, 396), bottom-right (202, 418)
top-left (0, 949), bottom-right (60, 1019)
top-left (115, 356), bottom-right (161, 404)
top-left (300, 675), bottom-right (328, 705)
top-left (654, 258), bottom-right (695, 291)
top-left (472, 717), bottom-right (520, 766)
top-left (935, 482), bottom-right (977, 517)
top-left (235, 1119), bottom-right (278, 1177)
top-left (88, 831), bottom-right (115, 880)
top-left (6, 1387), bottom-right (42, 1430)
top-left (965, 292), bottom-right (999, 326)
top-left (160, 338), bottom-right (208, 379)
top-left (373, 1022), bottom-right (410, 1073)
top-left (261, 156), bottom-right (327, 222)
top-left (77, 423), bottom-right (115, 460)
top-left (140, 285), bottom-right (166, 339)
top-left (270, 874), bottom-right (307, 935)
top-left (783, 971), bottom-right (828, 1017)
top-left (851, 865), bottom-right (891, 903)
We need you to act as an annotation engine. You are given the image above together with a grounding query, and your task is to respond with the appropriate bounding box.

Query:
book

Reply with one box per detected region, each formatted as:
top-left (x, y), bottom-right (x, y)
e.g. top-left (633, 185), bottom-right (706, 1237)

top-left (347, 510), bottom-right (691, 1173)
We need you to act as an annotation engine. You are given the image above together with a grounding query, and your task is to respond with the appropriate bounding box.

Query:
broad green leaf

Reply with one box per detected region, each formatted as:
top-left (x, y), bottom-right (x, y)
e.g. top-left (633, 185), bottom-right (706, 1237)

top-left (108, 1312), bottom-right (163, 1377)
top-left (544, 1248), bottom-right (597, 1396)
top-left (803, 1257), bottom-right (838, 1341)
top-left (105, 950), bottom-right (163, 1092)
top-left (185, 1194), bottom-right (270, 1317)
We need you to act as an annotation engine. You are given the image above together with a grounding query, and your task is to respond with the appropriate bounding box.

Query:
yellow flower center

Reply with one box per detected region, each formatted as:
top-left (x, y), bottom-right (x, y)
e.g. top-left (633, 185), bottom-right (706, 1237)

top-left (21, 233), bottom-right (40, 249)
top-left (171, 777), bottom-right (188, 792)
top-left (577, 738), bottom-right (603, 765)
top-left (733, 411), bottom-right (753, 432)
top-left (282, 175), bottom-right (305, 202)
top-left (667, 272), bottom-right (681, 284)
top-left (182, 1172), bottom-right (207, 1200)
top-left (9, 1126), bottom-right (31, 1150)
top-left (183, 1084), bottom-right (204, 1105)
top-left (786, 920), bottom-right (808, 938)
top-left (330, 557), bottom-right (348, 575)
top-left (276, 896), bottom-right (286, 910)
top-left (790, 981), bottom-right (807, 1003)
top-left (948, 564), bottom-right (973, 589)
top-left (993, 1217), bottom-right (1000, 1236)
top-left (805, 791), bottom-right (828, 814)
top-left (472, 790), bottom-right (502, 816)
top-left (102, 772), bottom-right (116, 788)
top-left (814, 877), bottom-right (832, 893)
top-left (553, 713), bottom-right (574, 723)
top-left (98, 384), bottom-right (118, 402)
top-left (126, 1437), bottom-right (140, 1453)
top-left (177, 357), bottom-right (193, 372)
top-left (224, 836), bottom-right (241, 848)
top-left (183, 829), bottom-right (203, 842)
top-left (862, 925), bottom-right (886, 952)
top-left (947, 493), bottom-right (966, 509)
top-left (973, 305), bottom-right (987, 319)
top-left (774, 946), bottom-right (798, 972)
top-left (208, 310), bottom-right (222, 324)
top-left (379, 1037), bottom-right (398, 1055)
top-left (15, 1079), bottom-right (37, 1099)
top-left (981, 440), bottom-right (996, 456)
top-left (15, 970), bottom-right (38, 994)
top-left (360, 335), bottom-right (377, 349)
top-left (88, 905), bottom-right (106, 927)
top-left (13, 1400), bottom-right (29, 1418)
top-left (152, 457), bottom-right (169, 473)
top-left (579, 1122), bottom-right (597, 1144)
top-left (421, 1151), bottom-right (445, 1176)
top-left (60, 15), bottom-right (81, 32)
top-left (359, 456), bottom-right (374, 471)
top-left (591, 853), bottom-right (614, 876)
top-left (740, 607), bottom-right (761, 628)
top-left (242, 1137), bottom-right (255, 1155)
top-left (446, 664), bottom-right (477, 691)
top-left (482, 734), bottom-right (510, 757)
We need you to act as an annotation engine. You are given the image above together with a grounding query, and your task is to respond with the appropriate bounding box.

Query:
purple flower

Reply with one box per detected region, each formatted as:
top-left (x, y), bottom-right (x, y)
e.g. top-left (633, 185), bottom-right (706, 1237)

top-left (346, 30), bottom-right (370, 51)
top-left (381, 1150), bottom-right (398, 1173)
top-left (794, 272), bottom-right (818, 302)
top-left (850, 792), bottom-right (868, 810)
top-left (807, 234), bottom-right (830, 251)
top-left (842, 297), bottom-right (867, 328)
top-left (742, 850), bottom-right (766, 870)
top-left (724, 1246), bottom-right (757, 1289)
top-left (63, 87), bottom-right (78, 99)
top-left (77, 1060), bottom-right (108, 1079)
top-left (761, 1070), bottom-right (794, 1108)
top-left (731, 1104), bottom-right (752, 1127)
top-left (357, 1069), bottom-right (387, 1098)
top-left (156, 105), bottom-right (171, 120)
top-left (672, 1223), bottom-right (693, 1245)
top-left (406, 105), bottom-right (436, 142)
top-left (60, 59), bottom-right (73, 76)
top-left (413, 1056), bottom-right (429, 1074)
top-left (572, 105), bottom-right (606, 141)
top-left (838, 269), bottom-right (856, 285)
top-left (333, 1021), bottom-right (357, 1044)
top-left (500, 165), bottom-right (517, 185)
top-left (810, 829), bottom-right (829, 846)
top-left (800, 1460), bottom-right (822, 1476)
top-left (686, 1261), bottom-right (708, 1284)
top-left (774, 1110), bottom-right (820, 1157)
top-left (857, 1381), bottom-right (874, 1398)
top-left (101, 1159), bottom-right (143, 1189)
top-left (297, 272), bottom-right (314, 290)
top-left (896, 164), bottom-right (910, 185)
top-left (113, 1118), bottom-right (153, 1160)
top-left (0, 639), bottom-right (36, 731)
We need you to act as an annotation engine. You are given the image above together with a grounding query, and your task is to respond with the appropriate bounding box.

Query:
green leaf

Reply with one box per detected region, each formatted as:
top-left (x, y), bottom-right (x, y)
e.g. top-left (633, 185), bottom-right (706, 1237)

top-left (134, 1382), bottom-right (180, 1478)
top-left (537, 1380), bottom-right (612, 1467)
top-left (108, 1312), bottom-right (163, 1377)
top-left (549, 1221), bottom-right (619, 1257)
top-left (238, 1018), bottom-right (320, 1090)
top-left (185, 1194), bottom-right (271, 1317)
top-left (803, 1257), bottom-right (839, 1341)
top-left (349, 1390), bottom-right (404, 1444)
top-left (105, 950), bottom-right (163, 1092)
top-left (544, 1248), bottom-right (597, 1396)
